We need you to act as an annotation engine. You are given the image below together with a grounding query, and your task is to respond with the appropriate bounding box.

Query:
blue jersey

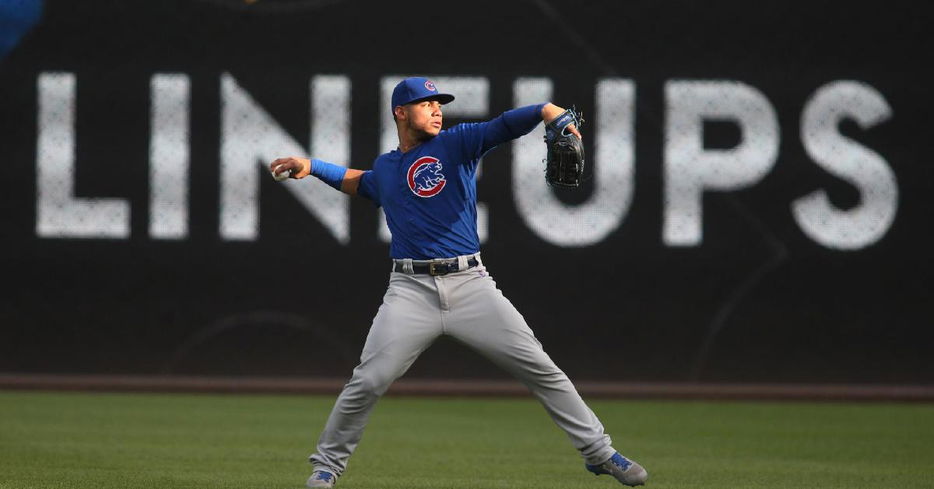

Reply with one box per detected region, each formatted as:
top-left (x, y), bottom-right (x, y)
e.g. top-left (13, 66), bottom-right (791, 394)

top-left (357, 104), bottom-right (545, 259)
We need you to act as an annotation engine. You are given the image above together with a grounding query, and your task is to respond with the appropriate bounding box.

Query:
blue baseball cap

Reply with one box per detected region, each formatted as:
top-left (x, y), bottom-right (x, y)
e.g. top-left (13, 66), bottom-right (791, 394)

top-left (391, 77), bottom-right (455, 113)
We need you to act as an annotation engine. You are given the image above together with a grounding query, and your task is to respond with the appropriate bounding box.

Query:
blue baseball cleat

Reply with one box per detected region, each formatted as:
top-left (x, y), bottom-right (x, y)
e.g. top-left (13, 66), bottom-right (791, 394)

top-left (306, 470), bottom-right (336, 488)
top-left (585, 452), bottom-right (649, 486)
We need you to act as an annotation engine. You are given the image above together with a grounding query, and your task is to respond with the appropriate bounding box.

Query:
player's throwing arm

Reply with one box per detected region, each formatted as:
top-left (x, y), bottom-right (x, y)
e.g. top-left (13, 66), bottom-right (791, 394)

top-left (269, 157), bottom-right (365, 195)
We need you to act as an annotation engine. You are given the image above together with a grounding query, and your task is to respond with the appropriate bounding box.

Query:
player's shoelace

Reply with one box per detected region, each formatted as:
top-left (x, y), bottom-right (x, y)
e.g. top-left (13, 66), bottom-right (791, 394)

top-left (587, 453), bottom-right (633, 474)
top-left (609, 453), bottom-right (633, 471)
top-left (313, 471), bottom-right (334, 482)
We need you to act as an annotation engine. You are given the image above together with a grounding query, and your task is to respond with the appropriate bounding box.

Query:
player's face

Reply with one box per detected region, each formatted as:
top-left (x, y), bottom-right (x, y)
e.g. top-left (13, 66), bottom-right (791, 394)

top-left (403, 99), bottom-right (443, 138)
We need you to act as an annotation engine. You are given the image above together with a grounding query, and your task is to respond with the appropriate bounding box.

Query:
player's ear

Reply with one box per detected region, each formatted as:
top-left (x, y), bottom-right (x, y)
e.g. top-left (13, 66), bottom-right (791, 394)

top-left (393, 105), bottom-right (406, 122)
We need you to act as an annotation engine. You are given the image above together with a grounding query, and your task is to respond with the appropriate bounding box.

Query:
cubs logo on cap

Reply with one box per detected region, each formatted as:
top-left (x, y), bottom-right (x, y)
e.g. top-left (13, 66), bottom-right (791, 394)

top-left (407, 156), bottom-right (446, 198)
top-left (391, 77), bottom-right (455, 113)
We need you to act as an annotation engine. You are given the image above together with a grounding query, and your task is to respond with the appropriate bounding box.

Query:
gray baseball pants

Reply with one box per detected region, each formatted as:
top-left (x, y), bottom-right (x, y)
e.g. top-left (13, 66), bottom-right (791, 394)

top-left (309, 254), bottom-right (617, 475)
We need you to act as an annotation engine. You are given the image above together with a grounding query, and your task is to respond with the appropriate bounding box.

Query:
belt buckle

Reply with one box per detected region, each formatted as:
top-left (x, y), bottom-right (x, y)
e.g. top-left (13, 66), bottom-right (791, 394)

top-left (429, 261), bottom-right (451, 276)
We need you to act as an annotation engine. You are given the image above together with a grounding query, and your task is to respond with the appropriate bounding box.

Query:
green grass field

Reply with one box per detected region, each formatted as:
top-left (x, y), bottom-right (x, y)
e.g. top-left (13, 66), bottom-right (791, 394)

top-left (0, 391), bottom-right (932, 489)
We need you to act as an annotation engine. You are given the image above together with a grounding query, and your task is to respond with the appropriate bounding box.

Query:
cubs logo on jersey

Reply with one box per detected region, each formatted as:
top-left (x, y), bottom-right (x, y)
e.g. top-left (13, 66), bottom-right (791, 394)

top-left (407, 156), bottom-right (446, 197)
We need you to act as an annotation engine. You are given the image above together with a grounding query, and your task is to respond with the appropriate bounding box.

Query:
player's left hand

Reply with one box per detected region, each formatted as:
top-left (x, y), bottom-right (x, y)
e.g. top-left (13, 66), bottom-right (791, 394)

top-left (542, 103), bottom-right (582, 140)
top-left (269, 157), bottom-right (312, 180)
top-left (543, 107), bottom-right (585, 187)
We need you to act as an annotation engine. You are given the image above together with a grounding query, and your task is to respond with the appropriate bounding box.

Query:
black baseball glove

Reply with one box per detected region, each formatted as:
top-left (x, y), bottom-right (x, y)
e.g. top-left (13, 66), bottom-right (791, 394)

top-left (543, 107), bottom-right (585, 187)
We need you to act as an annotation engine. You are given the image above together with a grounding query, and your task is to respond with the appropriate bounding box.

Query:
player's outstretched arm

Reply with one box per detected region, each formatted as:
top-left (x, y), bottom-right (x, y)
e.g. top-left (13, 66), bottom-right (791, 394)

top-left (474, 103), bottom-right (583, 157)
top-left (269, 156), bottom-right (365, 195)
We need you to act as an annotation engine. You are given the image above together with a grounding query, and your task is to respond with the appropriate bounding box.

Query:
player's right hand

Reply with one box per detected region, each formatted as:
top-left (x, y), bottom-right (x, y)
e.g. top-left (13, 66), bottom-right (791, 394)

top-left (269, 157), bottom-right (312, 179)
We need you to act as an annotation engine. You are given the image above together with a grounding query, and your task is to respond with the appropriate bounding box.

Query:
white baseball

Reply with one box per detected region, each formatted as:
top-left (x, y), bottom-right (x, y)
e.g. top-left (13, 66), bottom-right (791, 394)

top-left (271, 165), bottom-right (290, 182)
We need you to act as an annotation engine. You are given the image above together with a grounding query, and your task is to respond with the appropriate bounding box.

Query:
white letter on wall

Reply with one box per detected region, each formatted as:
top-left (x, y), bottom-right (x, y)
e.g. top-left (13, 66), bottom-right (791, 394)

top-left (220, 73), bottom-right (350, 242)
top-left (793, 81), bottom-right (896, 250)
top-left (149, 73), bottom-right (190, 239)
top-left (663, 80), bottom-right (779, 246)
top-left (512, 77), bottom-right (634, 246)
top-left (36, 72), bottom-right (130, 238)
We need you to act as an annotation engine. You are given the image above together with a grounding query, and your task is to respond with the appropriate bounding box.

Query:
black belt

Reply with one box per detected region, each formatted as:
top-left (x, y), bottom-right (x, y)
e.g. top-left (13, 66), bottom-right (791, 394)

top-left (394, 257), bottom-right (479, 276)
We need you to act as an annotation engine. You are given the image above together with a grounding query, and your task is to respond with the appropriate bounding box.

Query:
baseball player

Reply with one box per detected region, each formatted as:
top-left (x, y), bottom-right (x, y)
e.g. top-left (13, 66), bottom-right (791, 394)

top-left (269, 77), bottom-right (648, 488)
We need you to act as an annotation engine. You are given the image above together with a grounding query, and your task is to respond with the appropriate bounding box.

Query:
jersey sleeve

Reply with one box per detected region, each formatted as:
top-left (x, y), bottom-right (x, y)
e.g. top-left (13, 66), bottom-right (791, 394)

top-left (356, 169), bottom-right (380, 205)
top-left (453, 103), bottom-right (546, 162)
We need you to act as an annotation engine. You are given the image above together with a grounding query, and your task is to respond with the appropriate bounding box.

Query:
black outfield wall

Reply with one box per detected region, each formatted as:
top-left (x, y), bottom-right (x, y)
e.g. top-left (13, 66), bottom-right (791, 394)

top-left (1, 0), bottom-right (932, 383)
